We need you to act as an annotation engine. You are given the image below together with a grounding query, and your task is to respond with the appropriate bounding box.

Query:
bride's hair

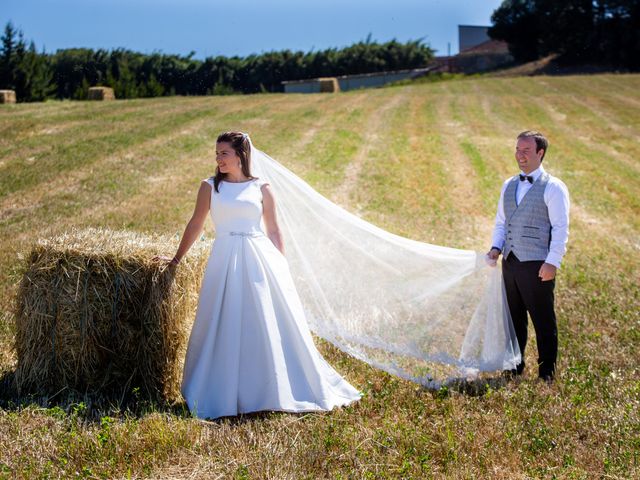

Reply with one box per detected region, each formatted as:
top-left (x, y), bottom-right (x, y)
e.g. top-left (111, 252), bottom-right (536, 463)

top-left (213, 131), bottom-right (256, 192)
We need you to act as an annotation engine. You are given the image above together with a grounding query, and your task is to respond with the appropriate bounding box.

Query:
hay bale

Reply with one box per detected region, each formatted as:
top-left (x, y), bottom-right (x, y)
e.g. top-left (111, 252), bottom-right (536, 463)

top-left (13, 227), bottom-right (209, 402)
top-left (0, 90), bottom-right (16, 104)
top-left (318, 77), bottom-right (340, 93)
top-left (87, 86), bottom-right (116, 101)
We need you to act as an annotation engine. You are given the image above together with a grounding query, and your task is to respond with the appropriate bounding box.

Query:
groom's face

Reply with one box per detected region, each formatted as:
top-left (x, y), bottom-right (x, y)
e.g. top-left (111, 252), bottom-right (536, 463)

top-left (515, 137), bottom-right (543, 174)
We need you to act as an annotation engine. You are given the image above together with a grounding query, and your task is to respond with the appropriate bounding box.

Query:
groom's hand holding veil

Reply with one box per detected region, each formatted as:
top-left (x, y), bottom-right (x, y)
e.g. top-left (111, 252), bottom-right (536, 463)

top-left (485, 247), bottom-right (501, 267)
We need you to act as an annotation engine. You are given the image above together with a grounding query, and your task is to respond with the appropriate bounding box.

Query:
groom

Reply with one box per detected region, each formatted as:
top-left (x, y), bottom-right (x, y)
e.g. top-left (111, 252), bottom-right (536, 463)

top-left (487, 131), bottom-right (570, 382)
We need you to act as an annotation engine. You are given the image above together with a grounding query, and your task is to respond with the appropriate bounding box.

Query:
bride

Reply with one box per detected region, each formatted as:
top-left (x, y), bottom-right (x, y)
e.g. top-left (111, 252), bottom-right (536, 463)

top-left (156, 130), bottom-right (521, 419)
top-left (155, 131), bottom-right (362, 420)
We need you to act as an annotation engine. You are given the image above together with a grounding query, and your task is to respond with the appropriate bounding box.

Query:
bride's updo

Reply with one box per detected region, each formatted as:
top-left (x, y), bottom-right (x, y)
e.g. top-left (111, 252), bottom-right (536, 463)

top-left (214, 131), bottom-right (255, 192)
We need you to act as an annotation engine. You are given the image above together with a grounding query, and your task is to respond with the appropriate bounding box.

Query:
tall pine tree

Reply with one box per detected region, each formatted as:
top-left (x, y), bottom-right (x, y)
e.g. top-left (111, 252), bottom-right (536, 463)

top-left (0, 22), bottom-right (18, 90)
top-left (0, 22), bottom-right (55, 101)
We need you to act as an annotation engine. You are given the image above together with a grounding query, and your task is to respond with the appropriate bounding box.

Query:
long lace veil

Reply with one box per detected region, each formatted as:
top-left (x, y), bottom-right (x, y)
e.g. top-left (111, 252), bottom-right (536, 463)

top-left (247, 138), bottom-right (521, 386)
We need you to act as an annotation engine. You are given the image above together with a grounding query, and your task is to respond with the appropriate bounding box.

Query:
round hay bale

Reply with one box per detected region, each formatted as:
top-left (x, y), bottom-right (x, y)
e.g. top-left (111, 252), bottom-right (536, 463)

top-left (318, 77), bottom-right (340, 93)
top-left (0, 90), bottom-right (17, 104)
top-left (13, 227), bottom-right (209, 402)
top-left (87, 86), bottom-right (116, 101)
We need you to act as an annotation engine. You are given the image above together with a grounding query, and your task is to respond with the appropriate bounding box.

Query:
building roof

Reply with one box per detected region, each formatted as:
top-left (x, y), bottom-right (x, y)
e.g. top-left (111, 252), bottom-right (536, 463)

top-left (458, 39), bottom-right (510, 55)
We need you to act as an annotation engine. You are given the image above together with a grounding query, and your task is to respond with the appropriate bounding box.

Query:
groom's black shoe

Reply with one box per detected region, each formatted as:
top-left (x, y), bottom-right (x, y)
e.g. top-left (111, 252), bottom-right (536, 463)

top-left (538, 374), bottom-right (554, 384)
top-left (538, 360), bottom-right (556, 383)
top-left (538, 360), bottom-right (555, 383)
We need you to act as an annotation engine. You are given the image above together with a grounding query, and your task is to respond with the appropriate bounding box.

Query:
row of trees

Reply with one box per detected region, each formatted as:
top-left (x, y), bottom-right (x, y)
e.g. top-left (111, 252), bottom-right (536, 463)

top-left (0, 23), bottom-right (434, 102)
top-left (489, 0), bottom-right (640, 69)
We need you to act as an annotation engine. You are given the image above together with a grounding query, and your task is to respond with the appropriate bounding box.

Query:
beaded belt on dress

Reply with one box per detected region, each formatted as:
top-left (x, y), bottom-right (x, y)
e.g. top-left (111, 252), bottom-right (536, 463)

top-left (222, 231), bottom-right (264, 237)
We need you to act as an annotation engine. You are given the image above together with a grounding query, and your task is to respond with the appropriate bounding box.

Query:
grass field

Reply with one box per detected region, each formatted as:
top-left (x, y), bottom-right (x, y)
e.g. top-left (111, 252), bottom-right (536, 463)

top-left (0, 74), bottom-right (639, 479)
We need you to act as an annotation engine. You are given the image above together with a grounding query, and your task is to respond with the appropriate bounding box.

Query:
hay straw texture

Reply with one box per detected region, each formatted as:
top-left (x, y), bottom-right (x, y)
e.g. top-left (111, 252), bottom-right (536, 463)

top-left (318, 77), bottom-right (340, 93)
top-left (87, 86), bottom-right (116, 100)
top-left (13, 227), bottom-right (209, 402)
top-left (0, 89), bottom-right (16, 103)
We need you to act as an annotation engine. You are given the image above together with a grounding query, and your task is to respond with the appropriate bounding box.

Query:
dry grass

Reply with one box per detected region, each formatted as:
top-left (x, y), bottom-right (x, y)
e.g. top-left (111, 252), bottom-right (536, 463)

top-left (0, 75), bottom-right (638, 479)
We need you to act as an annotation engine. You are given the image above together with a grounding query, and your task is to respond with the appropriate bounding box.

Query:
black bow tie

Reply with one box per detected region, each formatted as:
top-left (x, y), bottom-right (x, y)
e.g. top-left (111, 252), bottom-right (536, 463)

top-left (519, 174), bottom-right (534, 184)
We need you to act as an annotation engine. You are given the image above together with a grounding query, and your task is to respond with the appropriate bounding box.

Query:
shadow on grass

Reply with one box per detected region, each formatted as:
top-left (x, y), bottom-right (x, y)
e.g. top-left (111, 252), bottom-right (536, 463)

top-left (193, 409), bottom-right (320, 426)
top-left (0, 368), bottom-right (192, 423)
top-left (0, 369), bottom-right (327, 425)
top-left (0, 361), bottom-right (539, 424)
top-left (420, 374), bottom-right (515, 398)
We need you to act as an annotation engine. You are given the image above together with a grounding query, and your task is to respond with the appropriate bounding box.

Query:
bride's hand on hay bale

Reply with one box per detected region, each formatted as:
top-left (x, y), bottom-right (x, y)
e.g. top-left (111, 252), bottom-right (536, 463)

top-left (152, 255), bottom-right (180, 267)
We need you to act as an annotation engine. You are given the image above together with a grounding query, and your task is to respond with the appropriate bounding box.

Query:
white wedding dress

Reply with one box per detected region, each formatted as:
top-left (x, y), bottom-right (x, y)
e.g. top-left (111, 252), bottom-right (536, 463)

top-left (180, 177), bottom-right (362, 420)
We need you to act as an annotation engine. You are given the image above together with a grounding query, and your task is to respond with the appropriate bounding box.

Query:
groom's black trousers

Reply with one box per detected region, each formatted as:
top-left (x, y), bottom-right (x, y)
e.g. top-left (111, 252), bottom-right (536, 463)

top-left (502, 252), bottom-right (558, 378)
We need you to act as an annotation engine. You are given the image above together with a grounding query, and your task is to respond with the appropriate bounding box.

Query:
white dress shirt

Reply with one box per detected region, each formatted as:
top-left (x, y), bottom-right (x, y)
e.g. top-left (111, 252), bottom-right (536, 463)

top-left (491, 165), bottom-right (570, 268)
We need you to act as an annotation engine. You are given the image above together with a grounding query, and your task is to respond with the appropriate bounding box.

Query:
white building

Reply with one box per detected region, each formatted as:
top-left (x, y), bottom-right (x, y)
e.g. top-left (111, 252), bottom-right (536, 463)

top-left (458, 25), bottom-right (491, 53)
top-left (282, 67), bottom-right (433, 93)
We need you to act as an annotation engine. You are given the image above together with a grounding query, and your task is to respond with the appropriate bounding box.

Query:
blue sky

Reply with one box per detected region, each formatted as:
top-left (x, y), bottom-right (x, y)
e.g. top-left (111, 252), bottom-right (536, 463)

top-left (4, 0), bottom-right (504, 59)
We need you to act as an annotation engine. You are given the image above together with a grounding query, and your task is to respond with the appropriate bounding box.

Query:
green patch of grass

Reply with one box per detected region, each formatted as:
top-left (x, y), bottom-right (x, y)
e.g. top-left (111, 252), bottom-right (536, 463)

top-left (390, 72), bottom-right (479, 88)
top-left (459, 140), bottom-right (493, 209)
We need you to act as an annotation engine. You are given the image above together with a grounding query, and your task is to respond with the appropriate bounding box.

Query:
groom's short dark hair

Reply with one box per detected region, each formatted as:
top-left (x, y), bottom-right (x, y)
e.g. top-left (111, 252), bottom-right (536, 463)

top-left (517, 131), bottom-right (548, 161)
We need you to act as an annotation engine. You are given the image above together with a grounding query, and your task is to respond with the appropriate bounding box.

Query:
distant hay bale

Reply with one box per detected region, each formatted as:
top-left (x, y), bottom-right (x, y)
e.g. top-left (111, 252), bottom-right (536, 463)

top-left (318, 77), bottom-right (340, 93)
top-left (87, 86), bottom-right (115, 101)
top-left (0, 90), bottom-right (16, 104)
top-left (13, 227), bottom-right (209, 402)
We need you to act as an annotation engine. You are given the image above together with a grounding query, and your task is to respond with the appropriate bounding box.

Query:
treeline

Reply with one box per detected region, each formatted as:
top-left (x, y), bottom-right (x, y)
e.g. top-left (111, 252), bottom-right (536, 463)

top-left (489, 0), bottom-right (640, 69)
top-left (0, 23), bottom-right (433, 102)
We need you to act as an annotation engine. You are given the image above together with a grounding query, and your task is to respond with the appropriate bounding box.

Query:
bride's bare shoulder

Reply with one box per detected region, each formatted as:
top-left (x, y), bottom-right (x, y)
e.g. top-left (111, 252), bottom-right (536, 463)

top-left (196, 179), bottom-right (213, 201)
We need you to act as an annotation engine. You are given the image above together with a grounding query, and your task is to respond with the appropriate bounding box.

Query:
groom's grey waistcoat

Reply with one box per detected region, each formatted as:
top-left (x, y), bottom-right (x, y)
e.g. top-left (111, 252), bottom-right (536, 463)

top-left (502, 173), bottom-right (551, 262)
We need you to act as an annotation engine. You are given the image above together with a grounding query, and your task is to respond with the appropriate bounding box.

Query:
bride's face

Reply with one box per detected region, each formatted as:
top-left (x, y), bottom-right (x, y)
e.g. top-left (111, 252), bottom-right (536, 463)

top-left (216, 142), bottom-right (242, 174)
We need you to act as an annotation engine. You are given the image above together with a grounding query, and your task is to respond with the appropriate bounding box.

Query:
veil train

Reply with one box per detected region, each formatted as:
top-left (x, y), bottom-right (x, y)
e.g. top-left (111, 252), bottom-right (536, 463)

top-left (248, 140), bottom-right (521, 386)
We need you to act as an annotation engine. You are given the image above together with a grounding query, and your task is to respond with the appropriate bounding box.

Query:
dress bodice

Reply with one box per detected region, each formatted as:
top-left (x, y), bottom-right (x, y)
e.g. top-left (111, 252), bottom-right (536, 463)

top-left (205, 177), bottom-right (266, 235)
